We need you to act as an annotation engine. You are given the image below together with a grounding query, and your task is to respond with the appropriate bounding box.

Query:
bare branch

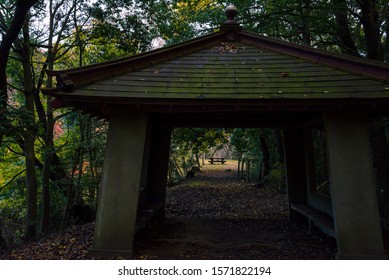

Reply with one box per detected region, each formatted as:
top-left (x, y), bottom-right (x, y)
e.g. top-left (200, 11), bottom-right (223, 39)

top-left (7, 82), bottom-right (23, 93)
top-left (0, 169), bottom-right (26, 192)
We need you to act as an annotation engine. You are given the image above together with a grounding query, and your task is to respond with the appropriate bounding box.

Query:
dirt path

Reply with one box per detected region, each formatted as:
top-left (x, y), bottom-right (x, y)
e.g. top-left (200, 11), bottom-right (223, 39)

top-left (134, 161), bottom-right (337, 259)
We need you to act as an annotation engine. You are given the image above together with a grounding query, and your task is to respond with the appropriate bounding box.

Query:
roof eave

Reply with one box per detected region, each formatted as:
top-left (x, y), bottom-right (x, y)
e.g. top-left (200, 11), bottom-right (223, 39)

top-left (48, 94), bottom-right (389, 112)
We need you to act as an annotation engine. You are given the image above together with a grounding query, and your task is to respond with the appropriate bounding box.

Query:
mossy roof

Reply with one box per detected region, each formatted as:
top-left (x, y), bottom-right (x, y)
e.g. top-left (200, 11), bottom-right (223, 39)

top-left (42, 22), bottom-right (389, 114)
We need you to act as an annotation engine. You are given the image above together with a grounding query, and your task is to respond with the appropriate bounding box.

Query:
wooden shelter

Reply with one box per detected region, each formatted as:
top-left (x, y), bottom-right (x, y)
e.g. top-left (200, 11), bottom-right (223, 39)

top-left (43, 7), bottom-right (389, 259)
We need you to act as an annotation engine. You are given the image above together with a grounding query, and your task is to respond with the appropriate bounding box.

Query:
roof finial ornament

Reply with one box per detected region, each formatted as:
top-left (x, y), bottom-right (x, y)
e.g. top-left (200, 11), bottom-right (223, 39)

top-left (221, 4), bottom-right (242, 33)
top-left (225, 5), bottom-right (238, 23)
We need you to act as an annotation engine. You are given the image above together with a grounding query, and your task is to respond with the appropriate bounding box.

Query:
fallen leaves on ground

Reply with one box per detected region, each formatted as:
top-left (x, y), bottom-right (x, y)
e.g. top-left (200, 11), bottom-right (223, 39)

top-left (1, 161), bottom-right (388, 260)
top-left (135, 162), bottom-right (337, 259)
top-left (1, 224), bottom-right (94, 260)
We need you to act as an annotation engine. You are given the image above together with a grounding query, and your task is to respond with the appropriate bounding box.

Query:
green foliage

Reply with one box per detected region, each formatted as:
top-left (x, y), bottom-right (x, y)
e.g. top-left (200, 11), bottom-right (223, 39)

top-left (172, 127), bottom-right (229, 156)
top-left (168, 128), bottom-right (229, 184)
top-left (266, 161), bottom-right (286, 191)
top-left (231, 128), bottom-right (261, 181)
top-left (230, 128), bottom-right (260, 158)
top-left (148, 0), bottom-right (225, 44)
top-left (53, 113), bottom-right (107, 202)
top-left (230, 128), bottom-right (284, 187)
top-left (87, 0), bottom-right (157, 54)
top-left (145, 0), bottom-right (388, 59)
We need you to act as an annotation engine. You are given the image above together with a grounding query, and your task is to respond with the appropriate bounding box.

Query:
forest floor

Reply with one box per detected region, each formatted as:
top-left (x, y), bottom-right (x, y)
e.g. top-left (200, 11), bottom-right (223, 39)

top-left (1, 160), bottom-right (388, 260)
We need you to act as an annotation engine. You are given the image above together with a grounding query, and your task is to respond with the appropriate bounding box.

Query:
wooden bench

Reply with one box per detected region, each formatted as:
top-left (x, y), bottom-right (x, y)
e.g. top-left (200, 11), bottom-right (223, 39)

top-left (208, 157), bottom-right (226, 164)
top-left (135, 201), bottom-right (163, 233)
top-left (290, 203), bottom-right (335, 238)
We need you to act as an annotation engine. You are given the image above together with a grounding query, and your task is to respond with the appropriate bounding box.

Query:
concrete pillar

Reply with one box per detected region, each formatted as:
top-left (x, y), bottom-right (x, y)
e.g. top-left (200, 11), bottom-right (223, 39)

top-left (283, 127), bottom-right (308, 221)
top-left (89, 113), bottom-right (149, 258)
top-left (324, 111), bottom-right (386, 259)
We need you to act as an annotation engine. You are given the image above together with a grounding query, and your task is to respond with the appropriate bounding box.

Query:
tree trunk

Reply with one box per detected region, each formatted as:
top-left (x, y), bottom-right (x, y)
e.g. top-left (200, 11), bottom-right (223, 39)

top-left (247, 159), bottom-right (250, 182)
top-left (195, 153), bottom-right (201, 167)
top-left (61, 140), bottom-right (80, 229)
top-left (276, 129), bottom-right (284, 163)
top-left (85, 117), bottom-right (98, 204)
top-left (0, 0), bottom-right (39, 146)
top-left (62, 117), bottom-right (84, 228)
top-left (358, 0), bottom-right (383, 60)
top-left (34, 88), bottom-right (72, 195)
top-left (384, 10), bottom-right (389, 61)
top-left (21, 17), bottom-right (38, 241)
top-left (75, 115), bottom-right (86, 205)
top-left (300, 0), bottom-right (312, 46)
top-left (40, 48), bottom-right (55, 234)
top-left (172, 156), bottom-right (183, 178)
top-left (32, 0), bottom-right (74, 199)
top-left (40, 115), bottom-right (53, 234)
top-left (260, 132), bottom-right (270, 180)
top-left (61, 186), bottom-right (75, 229)
top-left (238, 156), bottom-right (241, 178)
top-left (0, 220), bottom-right (7, 249)
top-left (332, 0), bottom-right (360, 56)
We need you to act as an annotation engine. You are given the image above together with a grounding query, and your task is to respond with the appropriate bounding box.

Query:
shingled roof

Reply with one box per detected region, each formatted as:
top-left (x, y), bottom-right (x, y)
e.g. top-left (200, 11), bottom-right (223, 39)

top-left (42, 7), bottom-right (389, 115)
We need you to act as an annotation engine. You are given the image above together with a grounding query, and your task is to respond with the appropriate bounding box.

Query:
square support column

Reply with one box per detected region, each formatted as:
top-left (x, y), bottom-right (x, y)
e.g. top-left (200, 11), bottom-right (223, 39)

top-left (324, 111), bottom-right (386, 259)
top-left (89, 113), bottom-right (149, 258)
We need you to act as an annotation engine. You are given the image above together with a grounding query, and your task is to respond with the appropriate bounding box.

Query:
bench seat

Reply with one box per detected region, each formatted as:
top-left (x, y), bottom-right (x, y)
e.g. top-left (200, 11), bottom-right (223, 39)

top-left (291, 203), bottom-right (335, 238)
top-left (208, 158), bottom-right (226, 164)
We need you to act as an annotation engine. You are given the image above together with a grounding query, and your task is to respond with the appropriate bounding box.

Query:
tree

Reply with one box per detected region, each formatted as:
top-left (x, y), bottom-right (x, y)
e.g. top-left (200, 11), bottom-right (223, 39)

top-left (171, 128), bottom-right (229, 168)
top-left (332, 0), bottom-right (359, 56)
top-left (259, 130), bottom-right (270, 180)
top-left (0, 0), bottom-right (39, 246)
top-left (231, 128), bottom-right (284, 184)
top-left (0, 0), bottom-right (39, 146)
top-left (1, 0), bottom-right (102, 242)
top-left (231, 128), bottom-right (263, 181)
top-left (86, 0), bottom-right (156, 56)
top-left (39, 0), bottom-right (81, 234)
top-left (358, 0), bottom-right (382, 60)
top-left (20, 13), bottom-right (39, 241)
